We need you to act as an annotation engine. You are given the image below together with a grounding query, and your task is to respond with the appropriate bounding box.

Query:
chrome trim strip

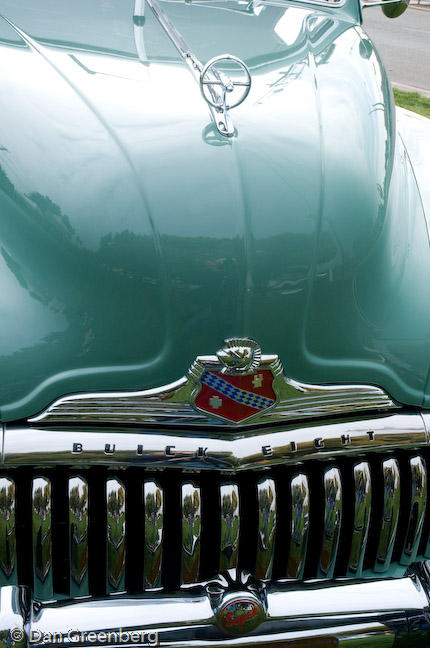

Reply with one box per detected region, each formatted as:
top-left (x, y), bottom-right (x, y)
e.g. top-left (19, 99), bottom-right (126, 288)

top-left (106, 478), bottom-right (126, 594)
top-left (32, 477), bottom-right (53, 601)
top-left (420, 414), bottom-right (430, 558)
top-left (28, 385), bottom-right (397, 428)
top-left (256, 478), bottom-right (276, 580)
top-left (375, 459), bottom-right (400, 573)
top-left (12, 574), bottom-right (430, 647)
top-left (133, 0), bottom-right (147, 63)
top-left (219, 484), bottom-right (239, 572)
top-left (318, 467), bottom-right (342, 579)
top-left (144, 481), bottom-right (164, 591)
top-left (0, 478), bottom-right (16, 585)
top-left (362, 0), bottom-right (406, 6)
top-left (347, 462), bottom-right (371, 578)
top-left (421, 412), bottom-right (430, 443)
top-left (260, 0), bottom-right (346, 8)
top-left (401, 456), bottom-right (427, 566)
top-left (181, 482), bottom-right (201, 585)
top-left (4, 413), bottom-right (425, 471)
top-left (287, 473), bottom-right (309, 579)
top-left (68, 477), bottom-right (89, 598)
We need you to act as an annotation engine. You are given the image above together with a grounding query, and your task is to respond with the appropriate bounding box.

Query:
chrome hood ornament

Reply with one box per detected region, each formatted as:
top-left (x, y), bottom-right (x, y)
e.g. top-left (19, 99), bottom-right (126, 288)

top-left (143, 0), bottom-right (250, 137)
top-left (199, 55), bottom-right (251, 134)
top-left (29, 338), bottom-right (397, 427)
top-left (216, 338), bottom-right (261, 374)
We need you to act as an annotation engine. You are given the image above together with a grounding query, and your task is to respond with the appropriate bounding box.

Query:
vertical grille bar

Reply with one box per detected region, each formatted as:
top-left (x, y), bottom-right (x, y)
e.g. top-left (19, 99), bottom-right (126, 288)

top-left (256, 478), bottom-right (276, 580)
top-left (219, 483), bottom-right (240, 572)
top-left (106, 478), bottom-right (126, 594)
top-left (287, 473), bottom-right (310, 579)
top-left (181, 482), bottom-right (201, 585)
top-left (0, 477), bottom-right (17, 585)
top-left (144, 480), bottom-right (164, 590)
top-left (347, 462), bottom-right (371, 577)
top-left (318, 467), bottom-right (342, 579)
top-left (4, 454), bottom-right (430, 598)
top-left (32, 477), bottom-right (53, 600)
top-left (400, 456), bottom-right (427, 565)
top-left (375, 459), bottom-right (400, 573)
top-left (69, 476), bottom-right (89, 597)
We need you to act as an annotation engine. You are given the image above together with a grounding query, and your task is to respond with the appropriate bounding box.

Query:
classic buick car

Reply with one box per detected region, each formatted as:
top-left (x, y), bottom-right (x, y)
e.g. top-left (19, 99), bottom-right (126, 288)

top-left (1, 0), bottom-right (430, 646)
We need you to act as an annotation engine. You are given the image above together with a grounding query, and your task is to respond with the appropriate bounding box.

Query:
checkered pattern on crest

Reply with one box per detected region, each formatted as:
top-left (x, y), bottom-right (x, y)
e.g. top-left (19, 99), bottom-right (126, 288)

top-left (201, 371), bottom-right (275, 410)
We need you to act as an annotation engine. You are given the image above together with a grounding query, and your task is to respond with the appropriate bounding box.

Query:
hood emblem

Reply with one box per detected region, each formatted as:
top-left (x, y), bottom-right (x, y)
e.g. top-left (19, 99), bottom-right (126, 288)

top-left (29, 338), bottom-right (397, 428)
top-left (217, 338), bottom-right (261, 374)
top-left (190, 338), bottom-right (278, 424)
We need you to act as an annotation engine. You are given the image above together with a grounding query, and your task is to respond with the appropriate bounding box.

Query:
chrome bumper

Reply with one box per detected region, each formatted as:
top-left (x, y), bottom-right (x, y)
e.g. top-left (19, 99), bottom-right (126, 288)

top-left (2, 567), bottom-right (430, 648)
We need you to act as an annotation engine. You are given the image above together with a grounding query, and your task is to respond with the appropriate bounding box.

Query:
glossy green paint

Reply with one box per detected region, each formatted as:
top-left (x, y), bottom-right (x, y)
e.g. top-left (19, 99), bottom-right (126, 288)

top-left (0, 0), bottom-right (429, 422)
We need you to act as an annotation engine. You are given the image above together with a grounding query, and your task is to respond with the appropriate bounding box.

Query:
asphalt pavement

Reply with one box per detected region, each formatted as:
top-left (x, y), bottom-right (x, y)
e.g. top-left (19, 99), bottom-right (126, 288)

top-left (363, 6), bottom-right (430, 95)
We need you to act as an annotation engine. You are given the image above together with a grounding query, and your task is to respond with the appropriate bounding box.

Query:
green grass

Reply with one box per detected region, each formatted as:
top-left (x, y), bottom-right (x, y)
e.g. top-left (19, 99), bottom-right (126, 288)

top-left (394, 88), bottom-right (430, 119)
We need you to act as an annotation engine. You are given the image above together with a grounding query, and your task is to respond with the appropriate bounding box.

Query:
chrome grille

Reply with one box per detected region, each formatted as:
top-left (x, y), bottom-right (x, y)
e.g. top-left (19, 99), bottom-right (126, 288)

top-left (0, 453), bottom-right (429, 601)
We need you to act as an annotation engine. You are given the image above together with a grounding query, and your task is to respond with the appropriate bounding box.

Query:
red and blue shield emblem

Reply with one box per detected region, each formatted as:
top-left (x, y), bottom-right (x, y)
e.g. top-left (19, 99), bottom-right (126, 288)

top-left (195, 368), bottom-right (276, 424)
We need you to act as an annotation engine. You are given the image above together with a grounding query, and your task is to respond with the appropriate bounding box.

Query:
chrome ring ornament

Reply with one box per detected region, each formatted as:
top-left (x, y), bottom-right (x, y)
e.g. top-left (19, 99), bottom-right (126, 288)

top-left (200, 55), bottom-right (251, 110)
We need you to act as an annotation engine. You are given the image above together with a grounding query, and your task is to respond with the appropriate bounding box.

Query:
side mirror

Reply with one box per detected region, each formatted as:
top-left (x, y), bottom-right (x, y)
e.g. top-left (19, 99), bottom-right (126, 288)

top-left (381, 0), bottom-right (409, 18)
top-left (362, 0), bottom-right (409, 18)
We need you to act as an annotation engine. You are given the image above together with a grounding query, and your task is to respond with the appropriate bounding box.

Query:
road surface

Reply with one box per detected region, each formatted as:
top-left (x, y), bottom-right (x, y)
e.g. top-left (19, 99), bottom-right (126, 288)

top-left (363, 6), bottom-right (430, 94)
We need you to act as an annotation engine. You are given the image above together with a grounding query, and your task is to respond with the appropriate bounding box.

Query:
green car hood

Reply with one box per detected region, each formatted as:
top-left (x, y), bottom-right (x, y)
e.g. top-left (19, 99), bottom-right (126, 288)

top-left (0, 0), bottom-right (429, 422)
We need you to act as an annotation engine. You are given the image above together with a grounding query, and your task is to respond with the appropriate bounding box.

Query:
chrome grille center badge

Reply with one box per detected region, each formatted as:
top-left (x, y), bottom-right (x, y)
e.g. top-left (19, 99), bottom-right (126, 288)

top-left (208, 571), bottom-right (267, 637)
top-left (215, 593), bottom-right (265, 636)
top-left (189, 338), bottom-right (281, 424)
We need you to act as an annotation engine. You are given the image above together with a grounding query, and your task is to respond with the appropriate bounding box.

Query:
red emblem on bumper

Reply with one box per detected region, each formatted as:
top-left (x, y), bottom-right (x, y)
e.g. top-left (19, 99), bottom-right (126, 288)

top-left (215, 594), bottom-right (265, 636)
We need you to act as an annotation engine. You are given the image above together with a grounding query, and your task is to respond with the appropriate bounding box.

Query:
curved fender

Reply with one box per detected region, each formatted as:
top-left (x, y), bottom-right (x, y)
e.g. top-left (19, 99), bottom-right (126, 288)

top-left (396, 107), bottom-right (430, 227)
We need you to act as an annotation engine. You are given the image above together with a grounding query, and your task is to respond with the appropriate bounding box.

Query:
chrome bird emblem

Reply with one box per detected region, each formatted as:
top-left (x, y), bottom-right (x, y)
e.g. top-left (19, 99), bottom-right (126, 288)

top-left (216, 338), bottom-right (261, 374)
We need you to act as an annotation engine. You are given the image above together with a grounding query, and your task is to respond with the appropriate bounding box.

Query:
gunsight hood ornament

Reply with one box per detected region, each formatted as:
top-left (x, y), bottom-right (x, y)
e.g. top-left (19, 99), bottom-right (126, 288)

top-left (30, 337), bottom-right (397, 428)
top-left (142, 0), bottom-right (250, 137)
top-left (199, 55), bottom-right (251, 117)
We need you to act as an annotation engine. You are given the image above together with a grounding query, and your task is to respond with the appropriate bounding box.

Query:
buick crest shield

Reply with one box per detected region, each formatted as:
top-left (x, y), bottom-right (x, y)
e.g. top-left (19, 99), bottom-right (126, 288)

top-left (188, 338), bottom-right (281, 424)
